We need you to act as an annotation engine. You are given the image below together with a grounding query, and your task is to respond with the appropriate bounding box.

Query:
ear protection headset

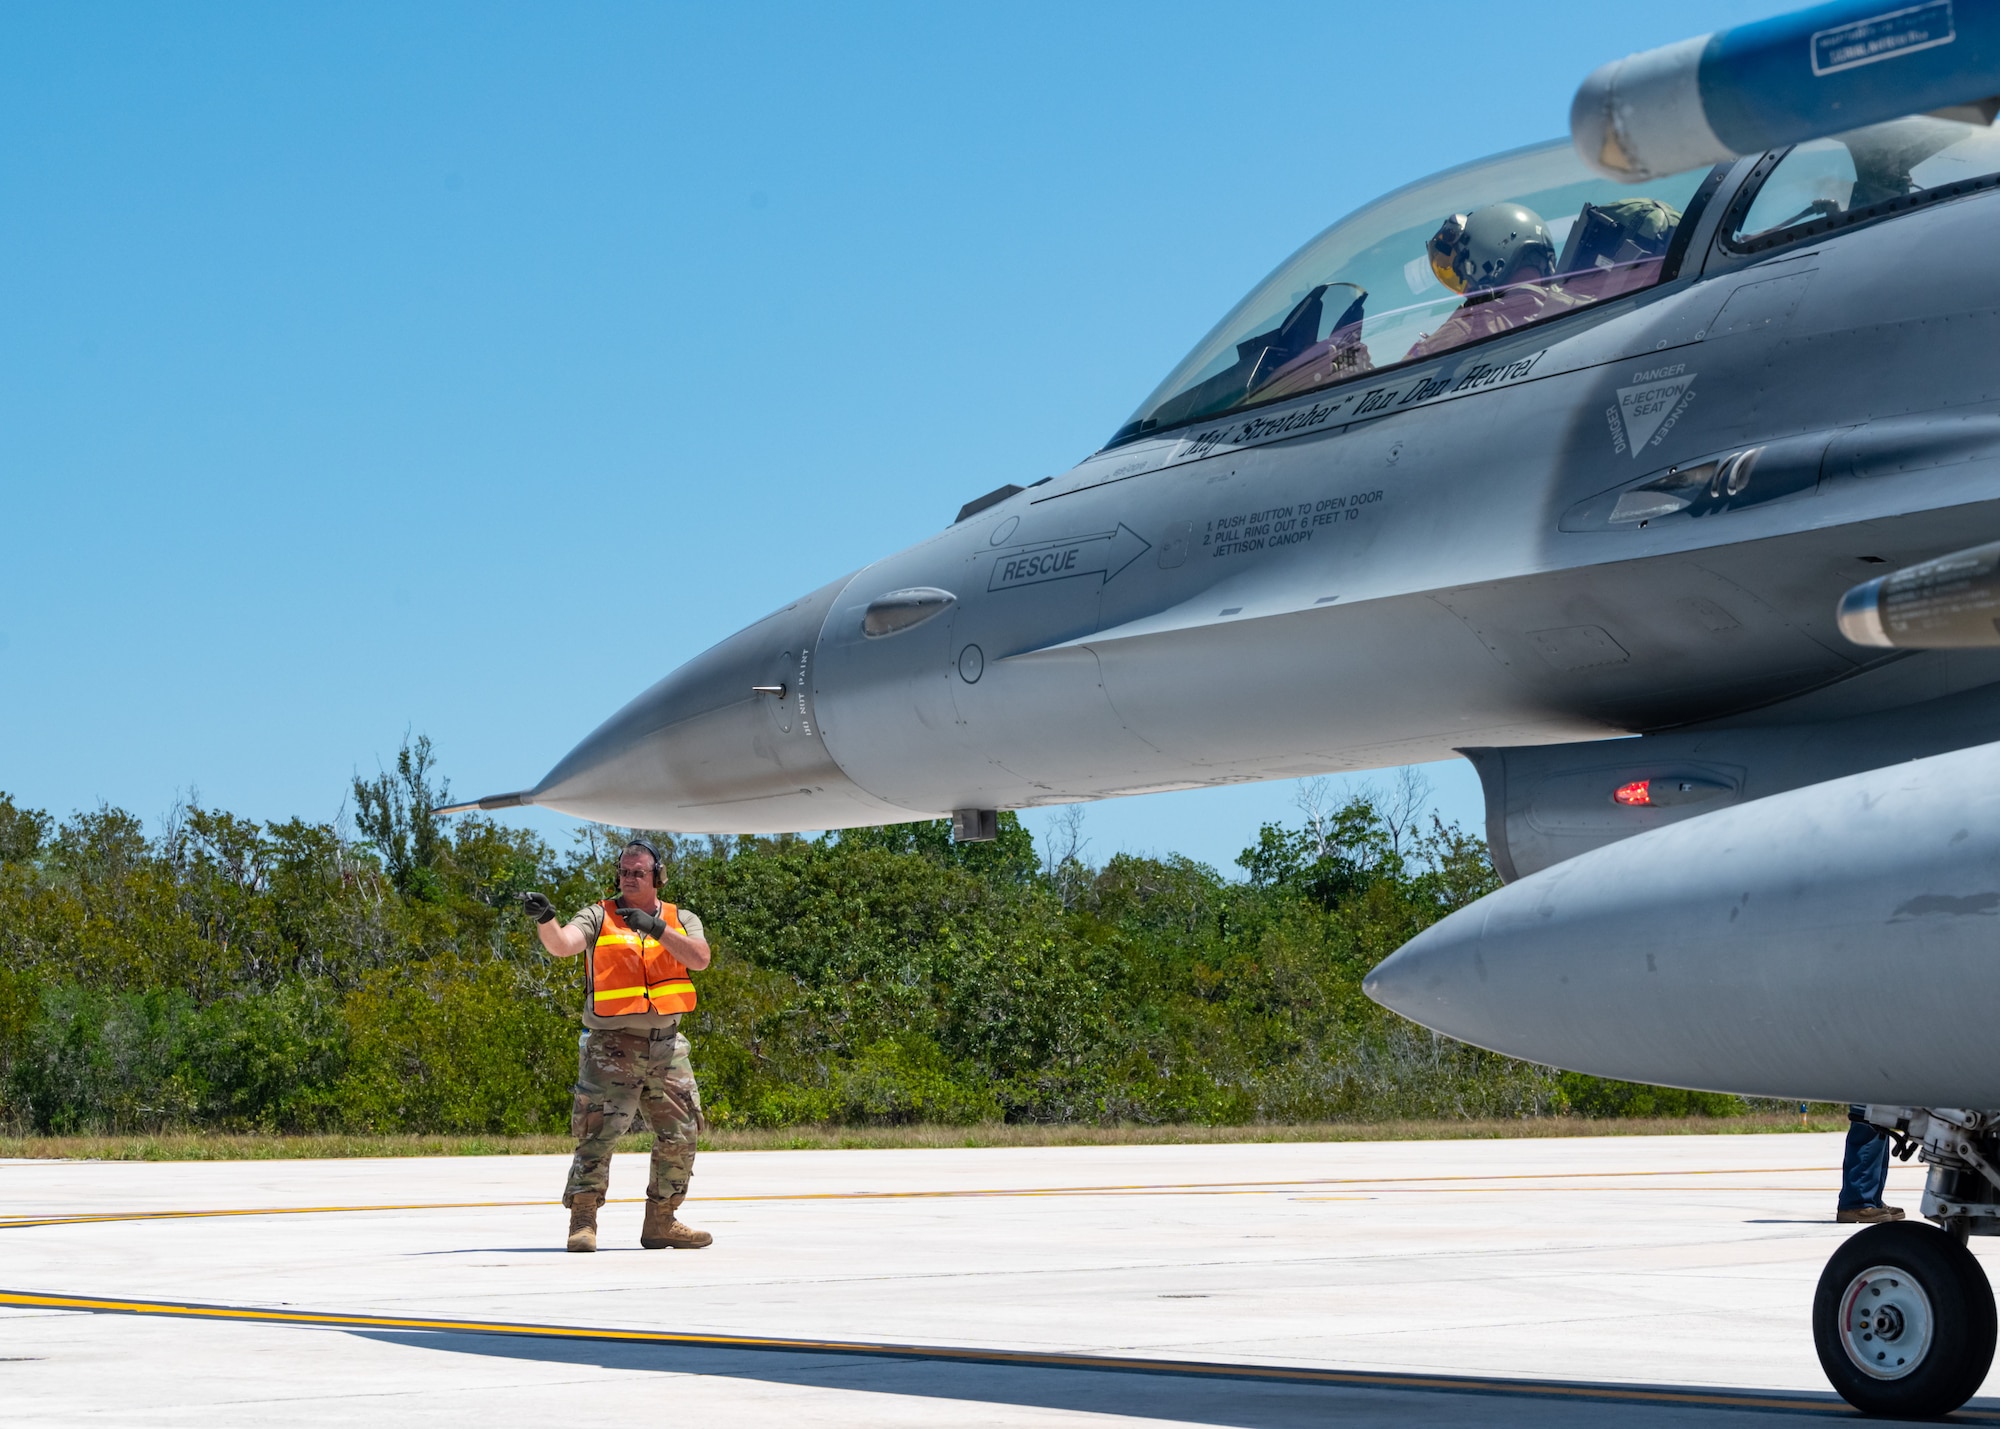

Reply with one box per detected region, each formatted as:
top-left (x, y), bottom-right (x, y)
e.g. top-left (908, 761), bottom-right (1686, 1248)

top-left (615, 838), bottom-right (665, 892)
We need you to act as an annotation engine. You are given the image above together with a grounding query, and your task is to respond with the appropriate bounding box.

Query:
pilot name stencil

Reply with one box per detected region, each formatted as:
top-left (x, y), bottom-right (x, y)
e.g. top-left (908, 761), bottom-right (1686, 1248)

top-left (1166, 350), bottom-right (1548, 468)
top-left (988, 524), bottom-right (1152, 592)
top-left (1178, 400), bottom-right (1345, 461)
top-left (1350, 352), bottom-right (1549, 418)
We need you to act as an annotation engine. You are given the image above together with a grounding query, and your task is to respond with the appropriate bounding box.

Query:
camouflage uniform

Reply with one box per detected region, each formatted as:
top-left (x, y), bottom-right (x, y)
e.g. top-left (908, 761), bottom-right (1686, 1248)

top-left (563, 1026), bottom-right (704, 1213)
top-left (557, 900), bottom-right (707, 1219)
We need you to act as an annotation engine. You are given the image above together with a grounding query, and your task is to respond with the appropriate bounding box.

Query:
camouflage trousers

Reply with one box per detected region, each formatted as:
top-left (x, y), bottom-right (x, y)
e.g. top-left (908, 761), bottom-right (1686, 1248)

top-left (562, 1027), bottom-right (703, 1209)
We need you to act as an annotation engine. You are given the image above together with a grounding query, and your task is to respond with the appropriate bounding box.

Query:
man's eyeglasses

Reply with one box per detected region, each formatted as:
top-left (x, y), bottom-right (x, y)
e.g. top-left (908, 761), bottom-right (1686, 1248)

top-left (618, 867), bottom-right (652, 879)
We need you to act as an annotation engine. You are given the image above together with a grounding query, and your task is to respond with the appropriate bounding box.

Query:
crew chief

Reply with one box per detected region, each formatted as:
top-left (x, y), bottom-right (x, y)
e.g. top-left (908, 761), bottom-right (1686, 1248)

top-left (1838, 1104), bottom-right (1905, 1224)
top-left (521, 839), bottom-right (713, 1253)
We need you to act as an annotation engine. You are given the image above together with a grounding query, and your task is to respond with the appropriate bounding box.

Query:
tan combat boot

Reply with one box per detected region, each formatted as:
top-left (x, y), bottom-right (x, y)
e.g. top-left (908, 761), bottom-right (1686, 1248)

top-left (1837, 1204), bottom-right (1907, 1224)
top-left (641, 1196), bottom-right (713, 1249)
top-left (566, 1191), bottom-right (602, 1252)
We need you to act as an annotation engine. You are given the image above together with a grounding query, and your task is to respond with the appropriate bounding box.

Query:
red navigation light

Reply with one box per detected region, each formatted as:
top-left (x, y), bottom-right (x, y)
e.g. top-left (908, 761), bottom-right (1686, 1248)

top-left (1614, 779), bottom-right (1653, 807)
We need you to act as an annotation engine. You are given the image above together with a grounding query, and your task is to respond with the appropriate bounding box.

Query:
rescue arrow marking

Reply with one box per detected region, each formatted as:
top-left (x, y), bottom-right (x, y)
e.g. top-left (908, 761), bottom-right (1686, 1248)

top-left (988, 524), bottom-right (1151, 592)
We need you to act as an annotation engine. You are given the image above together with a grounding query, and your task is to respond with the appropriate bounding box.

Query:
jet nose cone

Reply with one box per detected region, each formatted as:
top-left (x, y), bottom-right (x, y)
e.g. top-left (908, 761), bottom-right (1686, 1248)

top-left (1362, 740), bottom-right (2000, 1106)
top-left (1363, 906), bottom-right (1493, 1037)
top-left (529, 574), bottom-right (914, 833)
top-left (1363, 859), bottom-right (1626, 1070)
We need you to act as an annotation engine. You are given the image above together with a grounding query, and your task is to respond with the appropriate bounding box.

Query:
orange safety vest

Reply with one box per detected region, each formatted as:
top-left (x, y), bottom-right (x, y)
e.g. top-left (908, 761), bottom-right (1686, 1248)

top-left (588, 898), bottom-right (697, 1017)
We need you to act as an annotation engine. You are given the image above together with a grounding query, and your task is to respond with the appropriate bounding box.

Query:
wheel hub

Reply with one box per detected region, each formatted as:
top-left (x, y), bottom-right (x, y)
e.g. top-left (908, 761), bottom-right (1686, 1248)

top-left (1840, 1267), bottom-right (1935, 1380)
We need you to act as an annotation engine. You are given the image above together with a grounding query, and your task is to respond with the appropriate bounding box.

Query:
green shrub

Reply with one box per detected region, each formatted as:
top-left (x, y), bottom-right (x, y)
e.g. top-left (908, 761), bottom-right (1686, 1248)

top-left (336, 957), bottom-right (575, 1135)
top-left (186, 983), bottom-right (349, 1131)
top-left (0, 749), bottom-right (1739, 1135)
top-left (4, 982), bottom-right (351, 1133)
top-left (1554, 1072), bottom-right (1749, 1119)
top-left (8, 986), bottom-right (204, 1133)
top-left (833, 1035), bottom-right (1004, 1125)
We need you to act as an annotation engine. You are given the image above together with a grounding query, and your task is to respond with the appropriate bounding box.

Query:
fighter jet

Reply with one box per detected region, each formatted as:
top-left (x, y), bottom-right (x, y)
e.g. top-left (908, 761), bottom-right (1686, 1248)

top-left (451, 0), bottom-right (2000, 1413)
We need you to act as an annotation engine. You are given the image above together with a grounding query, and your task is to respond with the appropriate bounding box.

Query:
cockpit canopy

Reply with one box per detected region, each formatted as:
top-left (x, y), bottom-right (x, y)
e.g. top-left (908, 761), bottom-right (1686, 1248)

top-left (1729, 114), bottom-right (2000, 250)
top-left (1108, 141), bottom-right (1713, 448)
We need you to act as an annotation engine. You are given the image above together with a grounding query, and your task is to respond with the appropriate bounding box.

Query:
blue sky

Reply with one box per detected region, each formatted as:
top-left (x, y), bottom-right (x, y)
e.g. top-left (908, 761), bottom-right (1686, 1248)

top-left (1, 1), bottom-right (1781, 873)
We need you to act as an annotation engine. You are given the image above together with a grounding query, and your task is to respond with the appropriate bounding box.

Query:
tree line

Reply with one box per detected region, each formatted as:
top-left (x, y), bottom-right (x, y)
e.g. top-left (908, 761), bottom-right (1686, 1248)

top-left (0, 739), bottom-right (1749, 1134)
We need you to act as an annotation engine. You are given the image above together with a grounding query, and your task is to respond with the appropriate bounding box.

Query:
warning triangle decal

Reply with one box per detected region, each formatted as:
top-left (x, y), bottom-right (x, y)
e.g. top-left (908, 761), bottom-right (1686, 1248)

top-left (1616, 376), bottom-right (1695, 457)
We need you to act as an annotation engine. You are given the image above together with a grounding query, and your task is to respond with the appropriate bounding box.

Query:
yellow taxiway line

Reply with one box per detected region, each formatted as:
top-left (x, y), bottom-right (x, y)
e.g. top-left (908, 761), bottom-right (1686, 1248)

top-left (0, 1164), bottom-right (1844, 1230)
top-left (0, 1287), bottom-right (1952, 1418)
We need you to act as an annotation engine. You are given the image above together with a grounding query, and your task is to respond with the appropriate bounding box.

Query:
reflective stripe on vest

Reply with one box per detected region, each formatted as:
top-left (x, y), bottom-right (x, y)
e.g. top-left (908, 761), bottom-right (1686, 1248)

top-left (589, 899), bottom-right (697, 1016)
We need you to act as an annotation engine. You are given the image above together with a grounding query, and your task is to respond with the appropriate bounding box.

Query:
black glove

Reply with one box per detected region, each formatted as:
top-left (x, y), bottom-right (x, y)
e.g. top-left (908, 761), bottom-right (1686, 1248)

top-left (521, 891), bottom-right (557, 925)
top-left (622, 906), bottom-right (669, 940)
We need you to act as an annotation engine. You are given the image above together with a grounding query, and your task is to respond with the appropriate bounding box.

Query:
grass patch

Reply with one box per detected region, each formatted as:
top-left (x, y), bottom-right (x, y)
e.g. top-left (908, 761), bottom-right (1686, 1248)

top-left (0, 1112), bottom-right (1855, 1162)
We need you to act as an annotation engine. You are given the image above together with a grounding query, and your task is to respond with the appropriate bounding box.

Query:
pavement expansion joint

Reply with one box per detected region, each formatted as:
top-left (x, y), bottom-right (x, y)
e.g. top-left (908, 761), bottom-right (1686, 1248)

top-left (0, 1164), bottom-right (1846, 1231)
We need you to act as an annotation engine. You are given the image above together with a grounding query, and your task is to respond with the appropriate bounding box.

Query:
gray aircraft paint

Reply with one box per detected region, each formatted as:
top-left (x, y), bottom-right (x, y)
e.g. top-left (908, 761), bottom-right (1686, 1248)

top-left (1364, 739), bottom-right (2000, 1107)
top-left (527, 575), bottom-right (912, 832)
top-left (500, 140), bottom-right (2000, 839)
top-left (1468, 654), bottom-right (2000, 880)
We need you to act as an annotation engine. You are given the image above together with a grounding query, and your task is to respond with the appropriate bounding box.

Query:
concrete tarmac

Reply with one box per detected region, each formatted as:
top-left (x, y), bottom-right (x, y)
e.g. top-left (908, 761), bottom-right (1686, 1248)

top-left (3, 1132), bottom-right (1995, 1426)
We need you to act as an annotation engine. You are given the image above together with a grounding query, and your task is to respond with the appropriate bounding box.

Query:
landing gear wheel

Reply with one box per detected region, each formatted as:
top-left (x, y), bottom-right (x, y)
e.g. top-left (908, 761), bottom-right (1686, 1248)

top-left (1814, 1221), bottom-right (1995, 1418)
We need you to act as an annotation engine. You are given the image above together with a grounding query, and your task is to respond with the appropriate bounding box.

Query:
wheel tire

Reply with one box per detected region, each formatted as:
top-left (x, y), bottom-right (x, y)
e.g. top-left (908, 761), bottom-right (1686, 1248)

top-left (1814, 1221), bottom-right (1996, 1418)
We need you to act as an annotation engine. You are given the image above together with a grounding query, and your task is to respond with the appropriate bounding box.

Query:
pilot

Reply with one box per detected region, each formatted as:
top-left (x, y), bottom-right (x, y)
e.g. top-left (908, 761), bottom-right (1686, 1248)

top-left (1837, 1105), bottom-right (1905, 1224)
top-left (1404, 202), bottom-right (1587, 361)
top-left (1424, 212), bottom-right (1468, 290)
top-left (521, 838), bottom-right (714, 1253)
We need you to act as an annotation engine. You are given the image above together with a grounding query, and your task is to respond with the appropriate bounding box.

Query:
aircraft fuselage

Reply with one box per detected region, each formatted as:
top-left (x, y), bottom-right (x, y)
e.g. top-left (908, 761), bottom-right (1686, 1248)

top-left (527, 146), bottom-right (2000, 834)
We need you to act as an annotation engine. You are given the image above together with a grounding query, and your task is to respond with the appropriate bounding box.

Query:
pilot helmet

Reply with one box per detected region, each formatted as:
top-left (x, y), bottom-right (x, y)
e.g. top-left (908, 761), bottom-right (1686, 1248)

top-left (1426, 213), bottom-right (1468, 293)
top-left (1451, 203), bottom-right (1556, 293)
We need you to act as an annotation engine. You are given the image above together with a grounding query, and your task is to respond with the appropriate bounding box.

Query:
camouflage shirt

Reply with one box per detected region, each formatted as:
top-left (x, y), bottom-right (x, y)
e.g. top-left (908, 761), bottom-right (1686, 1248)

top-left (564, 901), bottom-right (708, 1032)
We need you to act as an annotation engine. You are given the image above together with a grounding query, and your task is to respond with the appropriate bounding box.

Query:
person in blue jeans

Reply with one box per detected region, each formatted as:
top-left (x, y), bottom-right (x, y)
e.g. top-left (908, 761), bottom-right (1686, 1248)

top-left (1839, 1104), bottom-right (1905, 1224)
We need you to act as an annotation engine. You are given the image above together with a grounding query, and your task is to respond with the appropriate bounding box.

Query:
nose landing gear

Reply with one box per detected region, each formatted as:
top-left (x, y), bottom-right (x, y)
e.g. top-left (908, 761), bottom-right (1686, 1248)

top-left (1814, 1222), bottom-right (1993, 1417)
top-left (1813, 1107), bottom-right (2000, 1417)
